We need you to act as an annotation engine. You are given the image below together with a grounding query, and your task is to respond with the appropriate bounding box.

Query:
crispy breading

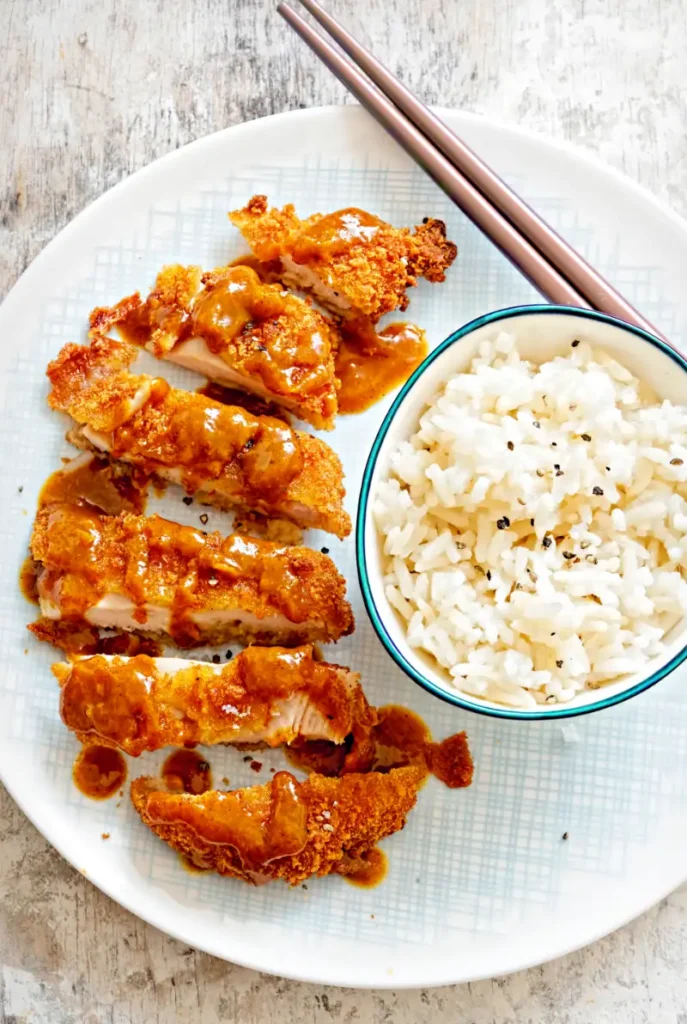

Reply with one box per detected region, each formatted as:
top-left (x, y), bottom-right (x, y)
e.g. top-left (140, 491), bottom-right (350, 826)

top-left (89, 262), bottom-right (341, 430)
top-left (130, 765), bottom-right (424, 885)
top-left (229, 195), bottom-right (457, 323)
top-left (55, 646), bottom-right (375, 758)
top-left (31, 504), bottom-right (354, 648)
top-left (46, 336), bottom-right (351, 538)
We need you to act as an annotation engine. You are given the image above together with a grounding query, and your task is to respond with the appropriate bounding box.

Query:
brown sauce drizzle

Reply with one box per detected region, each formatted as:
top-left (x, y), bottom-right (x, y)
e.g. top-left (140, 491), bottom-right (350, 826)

top-left (148, 770), bottom-right (308, 871)
top-left (343, 847), bottom-right (388, 889)
top-left (73, 744), bottom-right (127, 800)
top-left (287, 704), bottom-right (473, 790)
top-left (291, 208), bottom-right (385, 263)
top-left (162, 749), bottom-right (212, 795)
top-left (20, 557), bottom-right (39, 605)
top-left (39, 455), bottom-right (147, 515)
top-left (33, 504), bottom-right (324, 648)
top-left (111, 386), bottom-right (303, 499)
top-left (335, 319), bottom-right (428, 414)
top-left (196, 382), bottom-right (291, 423)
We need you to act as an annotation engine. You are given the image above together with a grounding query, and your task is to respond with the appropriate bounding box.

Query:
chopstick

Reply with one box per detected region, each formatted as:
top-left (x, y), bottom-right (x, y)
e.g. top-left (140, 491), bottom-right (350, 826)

top-left (277, 1), bottom-right (666, 341)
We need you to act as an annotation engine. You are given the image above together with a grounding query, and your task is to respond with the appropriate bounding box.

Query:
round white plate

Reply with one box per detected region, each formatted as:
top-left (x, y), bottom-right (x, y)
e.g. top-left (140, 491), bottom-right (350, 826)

top-left (1, 106), bottom-right (686, 990)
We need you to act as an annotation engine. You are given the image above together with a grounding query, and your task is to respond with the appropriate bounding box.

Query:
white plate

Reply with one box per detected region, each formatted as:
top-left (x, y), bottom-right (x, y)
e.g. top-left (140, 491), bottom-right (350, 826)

top-left (1, 105), bottom-right (686, 990)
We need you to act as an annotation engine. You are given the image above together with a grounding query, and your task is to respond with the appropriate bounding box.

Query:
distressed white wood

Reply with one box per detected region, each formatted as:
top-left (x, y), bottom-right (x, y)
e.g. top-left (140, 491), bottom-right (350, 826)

top-left (2, 0), bottom-right (687, 1019)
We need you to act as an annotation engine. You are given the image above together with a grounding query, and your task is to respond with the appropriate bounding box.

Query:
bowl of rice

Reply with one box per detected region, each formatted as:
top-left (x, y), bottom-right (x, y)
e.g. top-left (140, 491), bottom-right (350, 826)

top-left (357, 305), bottom-right (687, 718)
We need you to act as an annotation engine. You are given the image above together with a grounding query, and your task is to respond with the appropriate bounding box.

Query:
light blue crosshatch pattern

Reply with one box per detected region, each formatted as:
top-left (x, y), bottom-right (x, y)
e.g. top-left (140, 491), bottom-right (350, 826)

top-left (0, 153), bottom-right (685, 951)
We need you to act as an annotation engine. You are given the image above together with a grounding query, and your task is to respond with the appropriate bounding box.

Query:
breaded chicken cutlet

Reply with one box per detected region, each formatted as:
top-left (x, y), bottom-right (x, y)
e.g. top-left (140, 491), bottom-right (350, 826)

top-left (30, 504), bottom-right (354, 648)
top-left (131, 765), bottom-right (425, 885)
top-left (55, 646), bottom-right (375, 769)
top-left (46, 336), bottom-right (350, 537)
top-left (89, 263), bottom-right (341, 431)
top-left (229, 195), bottom-right (457, 323)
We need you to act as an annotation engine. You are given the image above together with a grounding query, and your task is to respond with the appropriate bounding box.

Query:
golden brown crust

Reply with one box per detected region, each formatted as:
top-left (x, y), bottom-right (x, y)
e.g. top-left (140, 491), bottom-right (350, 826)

top-left (31, 504), bottom-right (354, 647)
top-left (46, 337), bottom-right (351, 538)
top-left (89, 263), bottom-right (341, 430)
top-left (56, 647), bottom-right (374, 756)
top-left (229, 196), bottom-right (457, 323)
top-left (130, 766), bottom-right (424, 885)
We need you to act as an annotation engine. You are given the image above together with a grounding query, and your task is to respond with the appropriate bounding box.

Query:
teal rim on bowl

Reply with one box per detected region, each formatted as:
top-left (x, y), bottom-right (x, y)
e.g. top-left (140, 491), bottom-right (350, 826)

top-left (356, 304), bottom-right (687, 720)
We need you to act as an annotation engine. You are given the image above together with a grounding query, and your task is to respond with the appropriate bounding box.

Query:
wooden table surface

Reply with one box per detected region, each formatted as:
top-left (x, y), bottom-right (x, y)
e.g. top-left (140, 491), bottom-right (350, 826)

top-left (2, 1), bottom-right (687, 1020)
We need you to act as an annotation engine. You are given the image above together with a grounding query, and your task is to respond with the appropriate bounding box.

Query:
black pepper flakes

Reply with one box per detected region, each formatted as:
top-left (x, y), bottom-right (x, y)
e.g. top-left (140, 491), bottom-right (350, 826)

top-left (554, 464), bottom-right (561, 470)
top-left (18, 485), bottom-right (23, 493)
top-left (585, 554), bottom-right (598, 564)
top-left (507, 441), bottom-right (515, 451)
top-left (243, 755), bottom-right (252, 763)
top-left (581, 433), bottom-right (592, 442)
top-left (226, 650), bottom-right (233, 660)
top-left (212, 654), bottom-right (221, 664)
top-left (533, 420), bottom-right (541, 429)
top-left (563, 551), bottom-right (574, 560)
top-left (182, 496), bottom-right (193, 506)
top-left (530, 519), bottom-right (535, 526)
top-left (556, 469), bottom-right (564, 477)
top-left (571, 340), bottom-right (580, 348)
top-left (496, 517), bottom-right (510, 530)
top-left (542, 536), bottom-right (552, 548)
top-left (592, 486), bottom-right (604, 496)
top-left (536, 469), bottom-right (545, 478)
top-left (670, 458), bottom-right (684, 466)
top-left (562, 831), bottom-right (569, 840)
top-left (556, 660), bottom-right (563, 668)
top-left (321, 546), bottom-right (330, 554)
top-left (486, 570), bottom-right (492, 581)
top-left (551, 442), bottom-right (557, 447)
top-left (199, 513), bottom-right (209, 524)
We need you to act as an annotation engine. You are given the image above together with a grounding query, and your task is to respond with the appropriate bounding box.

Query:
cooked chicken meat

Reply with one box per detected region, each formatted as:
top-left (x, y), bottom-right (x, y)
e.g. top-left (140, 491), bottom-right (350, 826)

top-left (46, 335), bottom-right (351, 538)
top-left (89, 263), bottom-right (341, 431)
top-left (229, 195), bottom-right (457, 323)
top-left (31, 504), bottom-right (354, 648)
top-left (131, 765), bottom-right (425, 885)
top-left (55, 646), bottom-right (375, 766)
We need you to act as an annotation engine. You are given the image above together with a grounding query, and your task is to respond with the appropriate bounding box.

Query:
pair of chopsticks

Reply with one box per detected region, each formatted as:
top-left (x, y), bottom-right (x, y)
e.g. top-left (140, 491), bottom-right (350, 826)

top-left (278, 0), bottom-right (665, 342)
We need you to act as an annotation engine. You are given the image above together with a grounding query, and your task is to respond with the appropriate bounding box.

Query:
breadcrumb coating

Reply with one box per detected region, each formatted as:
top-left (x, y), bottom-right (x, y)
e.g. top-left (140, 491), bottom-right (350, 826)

top-left (90, 262), bottom-right (341, 430)
top-left (131, 765), bottom-right (424, 885)
top-left (55, 646), bottom-right (374, 757)
top-left (31, 504), bottom-right (354, 647)
top-left (229, 195), bottom-right (457, 323)
top-left (46, 336), bottom-right (351, 538)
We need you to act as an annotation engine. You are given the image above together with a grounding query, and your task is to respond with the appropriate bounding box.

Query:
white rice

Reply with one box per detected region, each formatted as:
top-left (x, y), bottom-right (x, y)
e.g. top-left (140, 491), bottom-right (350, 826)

top-left (374, 331), bottom-right (687, 708)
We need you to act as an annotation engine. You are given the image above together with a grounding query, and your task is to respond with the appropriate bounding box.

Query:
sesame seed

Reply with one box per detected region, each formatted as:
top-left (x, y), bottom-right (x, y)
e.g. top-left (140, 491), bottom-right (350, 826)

top-left (533, 421), bottom-right (541, 429)
top-left (507, 441), bottom-right (514, 451)
top-left (199, 513), bottom-right (209, 524)
top-left (542, 536), bottom-right (552, 548)
top-left (322, 810), bottom-right (331, 819)
top-left (322, 823), bottom-right (335, 832)
top-left (580, 540), bottom-right (591, 549)
top-left (496, 517), bottom-right (510, 530)
top-left (670, 458), bottom-right (684, 466)
top-left (556, 469), bottom-right (564, 477)
top-left (486, 570), bottom-right (492, 581)
top-left (572, 340), bottom-right (580, 348)
top-left (208, 577), bottom-right (218, 587)
top-left (563, 551), bottom-right (574, 560)
top-left (556, 660), bottom-right (563, 668)
top-left (536, 469), bottom-right (545, 478)
top-left (581, 433), bottom-right (591, 442)
top-left (585, 554), bottom-right (598, 564)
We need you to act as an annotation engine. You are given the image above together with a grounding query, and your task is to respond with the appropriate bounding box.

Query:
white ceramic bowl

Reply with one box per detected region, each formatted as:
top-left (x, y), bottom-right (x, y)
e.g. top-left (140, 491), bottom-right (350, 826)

top-left (357, 305), bottom-right (687, 720)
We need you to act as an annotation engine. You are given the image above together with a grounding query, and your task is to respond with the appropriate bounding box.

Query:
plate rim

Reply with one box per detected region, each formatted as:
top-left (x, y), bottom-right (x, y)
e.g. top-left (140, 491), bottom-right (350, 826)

top-left (2, 102), bottom-right (687, 989)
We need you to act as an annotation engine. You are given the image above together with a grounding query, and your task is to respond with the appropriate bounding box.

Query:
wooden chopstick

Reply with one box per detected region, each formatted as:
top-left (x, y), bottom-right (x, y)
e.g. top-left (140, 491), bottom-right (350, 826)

top-left (278, 1), bottom-right (666, 341)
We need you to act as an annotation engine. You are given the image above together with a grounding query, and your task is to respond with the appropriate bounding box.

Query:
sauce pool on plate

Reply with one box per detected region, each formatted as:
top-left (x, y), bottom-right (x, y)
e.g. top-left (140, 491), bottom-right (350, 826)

top-left (335, 319), bottom-right (428, 414)
top-left (161, 749), bottom-right (213, 795)
top-left (343, 847), bottom-right (388, 889)
top-left (73, 744), bottom-right (127, 800)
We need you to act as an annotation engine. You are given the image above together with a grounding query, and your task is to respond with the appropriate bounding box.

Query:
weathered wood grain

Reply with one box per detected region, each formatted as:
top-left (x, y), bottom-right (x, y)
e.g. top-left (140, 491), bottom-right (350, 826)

top-left (2, 0), bottom-right (687, 1020)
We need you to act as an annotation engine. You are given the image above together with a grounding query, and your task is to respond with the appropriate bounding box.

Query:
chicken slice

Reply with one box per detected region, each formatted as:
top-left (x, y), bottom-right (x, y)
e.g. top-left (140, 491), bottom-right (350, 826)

top-left (46, 335), bottom-right (351, 538)
top-left (229, 195), bottom-right (457, 323)
top-left (131, 765), bottom-right (425, 885)
top-left (54, 646), bottom-right (375, 766)
top-left (89, 263), bottom-right (341, 431)
top-left (31, 504), bottom-right (354, 648)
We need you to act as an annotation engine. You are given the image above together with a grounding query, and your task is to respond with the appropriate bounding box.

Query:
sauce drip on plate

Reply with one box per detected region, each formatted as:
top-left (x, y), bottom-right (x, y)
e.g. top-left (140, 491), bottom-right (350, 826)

top-left (335, 318), bottom-right (427, 414)
top-left (39, 454), bottom-right (147, 515)
top-left (73, 744), bottom-right (127, 800)
top-left (19, 556), bottom-right (39, 605)
top-left (343, 847), bottom-right (388, 889)
top-left (162, 749), bottom-right (213, 795)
